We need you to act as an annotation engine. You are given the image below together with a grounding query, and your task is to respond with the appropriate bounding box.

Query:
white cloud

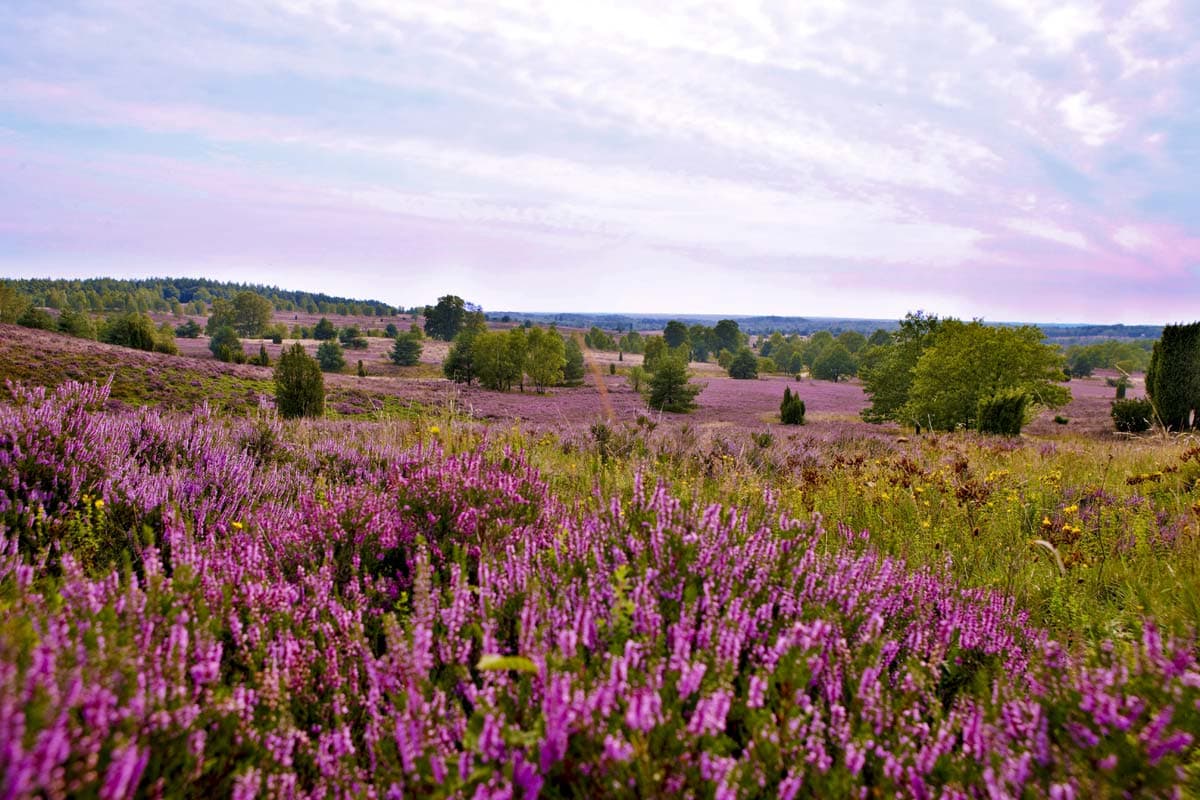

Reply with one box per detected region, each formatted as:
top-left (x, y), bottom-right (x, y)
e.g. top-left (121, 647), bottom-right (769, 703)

top-left (1005, 218), bottom-right (1090, 249)
top-left (1057, 91), bottom-right (1122, 146)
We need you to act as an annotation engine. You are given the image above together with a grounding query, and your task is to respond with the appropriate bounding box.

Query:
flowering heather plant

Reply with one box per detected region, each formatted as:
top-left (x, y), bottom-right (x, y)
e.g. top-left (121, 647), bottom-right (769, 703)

top-left (1, 381), bottom-right (1198, 798)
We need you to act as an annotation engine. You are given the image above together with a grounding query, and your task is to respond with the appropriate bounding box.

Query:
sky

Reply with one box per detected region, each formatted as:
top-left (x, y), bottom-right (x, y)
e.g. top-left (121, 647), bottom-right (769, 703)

top-left (1, 1), bottom-right (1199, 323)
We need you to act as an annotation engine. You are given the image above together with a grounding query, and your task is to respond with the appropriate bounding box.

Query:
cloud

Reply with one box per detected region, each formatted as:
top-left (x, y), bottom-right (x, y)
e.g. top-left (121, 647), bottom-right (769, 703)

top-left (0, 0), bottom-right (1197, 322)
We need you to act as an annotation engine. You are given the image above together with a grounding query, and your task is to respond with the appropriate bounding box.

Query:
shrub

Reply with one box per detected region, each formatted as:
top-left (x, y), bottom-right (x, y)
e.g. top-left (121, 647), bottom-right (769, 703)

top-left (727, 348), bottom-right (758, 379)
top-left (1146, 322), bottom-right (1200, 430)
top-left (976, 389), bottom-right (1028, 435)
top-left (209, 326), bottom-right (244, 363)
top-left (1054, 415), bottom-right (1069, 425)
top-left (646, 356), bottom-right (701, 413)
top-left (562, 337), bottom-right (585, 384)
top-left (1112, 398), bottom-right (1154, 433)
top-left (251, 344), bottom-right (271, 367)
top-left (101, 312), bottom-right (158, 352)
top-left (626, 366), bottom-right (646, 393)
top-left (357, 359), bottom-right (366, 378)
top-left (390, 333), bottom-right (423, 366)
top-left (175, 319), bottom-right (202, 338)
top-left (57, 309), bottom-right (96, 339)
top-left (274, 343), bottom-right (324, 418)
top-left (780, 386), bottom-right (805, 425)
top-left (313, 317), bottom-right (337, 340)
top-left (17, 307), bottom-right (56, 331)
top-left (316, 340), bottom-right (345, 372)
top-left (339, 326), bottom-right (368, 349)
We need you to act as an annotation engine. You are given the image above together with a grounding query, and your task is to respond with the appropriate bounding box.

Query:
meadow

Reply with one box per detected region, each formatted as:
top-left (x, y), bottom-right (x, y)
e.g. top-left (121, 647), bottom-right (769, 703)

top-left (1, 323), bottom-right (1198, 798)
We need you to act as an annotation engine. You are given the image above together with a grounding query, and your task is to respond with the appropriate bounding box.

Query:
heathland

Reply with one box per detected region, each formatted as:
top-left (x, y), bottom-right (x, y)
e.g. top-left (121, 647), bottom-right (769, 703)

top-left (0, 280), bottom-right (1197, 798)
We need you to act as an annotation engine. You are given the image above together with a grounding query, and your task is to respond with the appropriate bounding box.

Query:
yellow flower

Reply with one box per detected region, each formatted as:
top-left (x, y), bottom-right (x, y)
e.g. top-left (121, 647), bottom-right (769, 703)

top-left (232, 521), bottom-right (244, 531)
top-left (1041, 516), bottom-right (1052, 527)
top-left (1063, 504), bottom-right (1078, 515)
top-left (429, 425), bottom-right (440, 435)
top-left (94, 499), bottom-right (105, 509)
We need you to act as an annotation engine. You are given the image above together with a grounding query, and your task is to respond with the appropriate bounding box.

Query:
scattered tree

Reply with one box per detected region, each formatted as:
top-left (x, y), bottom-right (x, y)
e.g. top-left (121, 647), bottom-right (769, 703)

top-left (274, 343), bottom-right (324, 419)
top-left (209, 326), bottom-right (245, 363)
top-left (17, 307), bottom-right (56, 331)
top-left (780, 386), bottom-right (806, 425)
top-left (424, 295), bottom-right (467, 341)
top-left (860, 312), bottom-right (942, 423)
top-left (1146, 323), bottom-right (1200, 430)
top-left (728, 347), bottom-right (759, 379)
top-left (646, 356), bottom-right (702, 413)
top-left (339, 325), bottom-right (368, 349)
top-left (811, 342), bottom-right (857, 381)
top-left (0, 281), bottom-right (30, 323)
top-left (563, 336), bottom-right (585, 384)
top-left (313, 317), bottom-right (337, 341)
top-left (525, 327), bottom-right (566, 392)
top-left (232, 291), bottom-right (274, 337)
top-left (175, 319), bottom-right (202, 338)
top-left (390, 332), bottom-right (423, 366)
top-left (663, 320), bottom-right (690, 349)
top-left (102, 312), bottom-right (160, 352)
top-left (316, 339), bottom-right (346, 372)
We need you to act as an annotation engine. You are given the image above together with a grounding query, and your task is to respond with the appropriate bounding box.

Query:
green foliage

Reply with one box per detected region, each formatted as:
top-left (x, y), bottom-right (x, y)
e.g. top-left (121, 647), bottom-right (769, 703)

top-left (663, 320), bottom-right (690, 349)
top-left (976, 389), bottom-right (1029, 436)
top-left (836, 330), bottom-right (867, 354)
top-left (390, 333), bottom-right (423, 366)
top-left (688, 324), bottom-right (713, 362)
top-left (357, 359), bottom-right (366, 377)
top-left (339, 325), bottom-right (368, 349)
top-left (274, 343), bottom-right (324, 418)
top-left (860, 312), bottom-right (942, 423)
top-left (472, 330), bottom-right (525, 391)
top-left (562, 336), bottom-right (585, 384)
top-left (712, 319), bottom-right (742, 354)
top-left (642, 336), bottom-right (667, 371)
top-left (646, 356), bottom-right (701, 413)
top-left (384, 322), bottom-right (399, 338)
top-left (316, 339), bottom-right (346, 372)
top-left (618, 330), bottom-right (644, 354)
top-left (209, 326), bottom-right (245, 363)
top-left (101, 312), bottom-right (160, 352)
top-left (424, 295), bottom-right (467, 341)
top-left (17, 306), bottom-right (56, 331)
top-left (57, 309), bottom-right (97, 339)
top-left (1111, 398), bottom-right (1154, 433)
top-left (811, 342), bottom-right (857, 381)
top-left (626, 366), bottom-right (646, 393)
top-left (0, 281), bottom-right (31, 323)
top-left (780, 386), bottom-right (805, 425)
top-left (232, 291), bottom-right (273, 337)
top-left (1066, 340), bottom-right (1153, 377)
top-left (802, 330), bottom-right (834, 368)
top-left (442, 313), bottom-right (488, 384)
top-left (251, 344), bottom-right (271, 367)
top-left (867, 328), bottom-right (892, 347)
top-left (584, 326), bottom-right (617, 351)
top-left (174, 319), bottom-right (202, 338)
top-left (1146, 323), bottom-right (1200, 430)
top-left (727, 347), bottom-right (759, 379)
top-left (525, 327), bottom-right (565, 392)
top-left (903, 320), bottom-right (1070, 431)
top-left (313, 317), bottom-right (337, 341)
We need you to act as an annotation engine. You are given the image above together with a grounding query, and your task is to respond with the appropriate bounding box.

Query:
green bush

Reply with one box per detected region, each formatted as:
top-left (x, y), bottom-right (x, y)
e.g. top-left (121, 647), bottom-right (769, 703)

top-left (209, 326), bottom-right (244, 363)
top-left (727, 348), bottom-right (758, 379)
top-left (976, 389), bottom-right (1028, 435)
top-left (274, 343), bottom-right (324, 418)
top-left (1111, 398), bottom-right (1154, 433)
top-left (780, 387), bottom-right (805, 425)
top-left (390, 333), bottom-right (423, 366)
top-left (174, 319), bottom-right (202, 338)
top-left (317, 340), bottom-right (345, 372)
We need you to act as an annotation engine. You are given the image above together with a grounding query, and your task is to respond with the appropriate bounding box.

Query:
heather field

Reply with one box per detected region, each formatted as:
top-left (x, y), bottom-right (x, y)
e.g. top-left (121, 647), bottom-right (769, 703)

top-left (2, 321), bottom-right (1200, 798)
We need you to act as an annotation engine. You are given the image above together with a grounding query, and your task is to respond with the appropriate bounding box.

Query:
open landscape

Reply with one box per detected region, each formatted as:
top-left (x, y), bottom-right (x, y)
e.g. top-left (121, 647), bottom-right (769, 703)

top-left (4, 1), bottom-right (1200, 797)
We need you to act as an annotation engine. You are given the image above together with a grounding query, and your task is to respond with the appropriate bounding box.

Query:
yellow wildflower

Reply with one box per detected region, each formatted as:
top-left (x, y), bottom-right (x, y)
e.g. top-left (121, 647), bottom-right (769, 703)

top-left (232, 521), bottom-right (244, 531)
top-left (94, 499), bottom-right (105, 509)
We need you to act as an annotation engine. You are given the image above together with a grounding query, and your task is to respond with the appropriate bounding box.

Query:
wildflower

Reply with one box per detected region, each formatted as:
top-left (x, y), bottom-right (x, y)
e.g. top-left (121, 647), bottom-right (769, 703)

top-left (94, 498), bottom-right (105, 509)
top-left (232, 521), bottom-right (244, 531)
top-left (429, 425), bottom-right (440, 435)
top-left (1063, 504), bottom-right (1078, 515)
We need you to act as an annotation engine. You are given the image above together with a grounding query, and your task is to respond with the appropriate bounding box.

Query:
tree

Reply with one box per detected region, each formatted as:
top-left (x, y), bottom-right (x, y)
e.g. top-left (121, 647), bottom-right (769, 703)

top-left (209, 326), bottom-right (244, 363)
top-left (0, 281), bottom-right (30, 323)
top-left (472, 330), bottom-right (525, 391)
top-left (175, 319), bottom-right (202, 338)
top-left (232, 291), bottom-right (273, 337)
top-left (626, 366), bottom-right (647, 393)
top-left (424, 295), bottom-right (467, 341)
top-left (837, 330), bottom-right (867, 354)
top-left (646, 355), bottom-right (702, 413)
top-left (442, 312), bottom-right (487, 384)
top-left (205, 298), bottom-right (235, 335)
top-left (663, 320), bottom-right (690, 349)
top-left (860, 312), bottom-right (942, 423)
top-left (525, 327), bottom-right (565, 392)
top-left (811, 343), bottom-right (857, 381)
top-left (339, 325), bottom-right (368, 349)
top-left (57, 309), bottom-right (96, 339)
top-left (384, 322), bottom-right (399, 338)
top-left (274, 343), bottom-right (325, 419)
top-left (563, 336), bottom-right (585, 384)
top-left (316, 340), bottom-right (345, 372)
top-left (17, 307), bottom-right (56, 331)
top-left (102, 312), bottom-right (159, 352)
top-left (902, 320), bottom-right (1070, 431)
top-left (802, 331), bottom-right (834, 368)
top-left (390, 333), bottom-right (423, 366)
top-left (780, 386), bottom-right (805, 425)
top-left (712, 319), bottom-right (742, 355)
top-left (728, 347), bottom-right (759, 379)
top-left (867, 328), bottom-right (892, 347)
top-left (688, 325), bottom-right (713, 362)
top-left (642, 336), bottom-right (668, 371)
top-left (618, 331), bottom-right (644, 354)
top-left (313, 317), bottom-right (337, 341)
top-left (1146, 323), bottom-right (1200, 430)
